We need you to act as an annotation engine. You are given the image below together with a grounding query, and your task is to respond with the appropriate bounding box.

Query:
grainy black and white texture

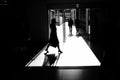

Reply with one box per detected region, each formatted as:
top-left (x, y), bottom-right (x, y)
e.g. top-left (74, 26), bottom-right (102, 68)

top-left (2, 0), bottom-right (119, 80)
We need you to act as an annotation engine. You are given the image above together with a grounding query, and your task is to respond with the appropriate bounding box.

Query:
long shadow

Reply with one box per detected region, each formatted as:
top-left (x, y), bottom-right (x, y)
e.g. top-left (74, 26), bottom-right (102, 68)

top-left (42, 52), bottom-right (62, 67)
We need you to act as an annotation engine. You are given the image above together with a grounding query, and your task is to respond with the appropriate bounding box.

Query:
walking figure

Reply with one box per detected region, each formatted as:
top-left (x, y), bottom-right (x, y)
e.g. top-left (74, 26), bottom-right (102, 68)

top-left (45, 18), bottom-right (62, 54)
top-left (75, 18), bottom-right (80, 36)
top-left (68, 18), bottom-right (73, 36)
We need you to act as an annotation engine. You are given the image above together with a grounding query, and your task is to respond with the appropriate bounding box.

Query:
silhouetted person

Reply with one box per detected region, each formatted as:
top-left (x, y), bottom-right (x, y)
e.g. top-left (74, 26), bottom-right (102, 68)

top-left (45, 18), bottom-right (62, 54)
top-left (68, 18), bottom-right (73, 35)
top-left (75, 18), bottom-right (80, 36)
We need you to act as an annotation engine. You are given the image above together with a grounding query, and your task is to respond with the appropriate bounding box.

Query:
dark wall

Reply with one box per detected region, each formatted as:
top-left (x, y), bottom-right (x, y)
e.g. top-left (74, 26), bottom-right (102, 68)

top-left (27, 0), bottom-right (48, 42)
top-left (1, 0), bottom-right (26, 78)
top-left (3, 0), bottom-right (48, 66)
top-left (89, 2), bottom-right (120, 78)
top-left (2, 0), bottom-right (48, 72)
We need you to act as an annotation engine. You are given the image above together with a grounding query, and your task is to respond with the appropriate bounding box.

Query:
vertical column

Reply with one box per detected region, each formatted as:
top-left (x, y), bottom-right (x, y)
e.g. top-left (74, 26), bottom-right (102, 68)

top-left (63, 10), bottom-right (66, 43)
top-left (48, 10), bottom-right (50, 39)
top-left (76, 4), bottom-right (79, 19)
top-left (49, 10), bottom-right (52, 39)
top-left (53, 10), bottom-right (55, 19)
top-left (56, 9), bottom-right (59, 25)
top-left (88, 9), bottom-right (91, 40)
top-left (86, 8), bottom-right (89, 34)
top-left (58, 10), bottom-right (60, 26)
top-left (73, 9), bottom-right (75, 22)
top-left (71, 9), bottom-right (74, 21)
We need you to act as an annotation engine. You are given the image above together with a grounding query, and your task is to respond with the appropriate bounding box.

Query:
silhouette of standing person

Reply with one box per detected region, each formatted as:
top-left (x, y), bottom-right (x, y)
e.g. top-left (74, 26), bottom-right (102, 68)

top-left (75, 18), bottom-right (80, 36)
top-left (45, 18), bottom-right (62, 54)
top-left (68, 18), bottom-right (73, 35)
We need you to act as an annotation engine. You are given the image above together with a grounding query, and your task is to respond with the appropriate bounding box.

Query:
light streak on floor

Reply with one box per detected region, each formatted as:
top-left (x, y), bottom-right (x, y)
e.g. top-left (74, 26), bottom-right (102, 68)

top-left (26, 22), bottom-right (101, 67)
top-left (56, 36), bottom-right (101, 66)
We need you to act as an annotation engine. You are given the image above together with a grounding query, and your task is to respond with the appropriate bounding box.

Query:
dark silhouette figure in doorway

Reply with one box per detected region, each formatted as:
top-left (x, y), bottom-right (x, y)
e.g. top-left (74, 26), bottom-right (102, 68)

top-left (68, 18), bottom-right (73, 36)
top-left (75, 18), bottom-right (80, 36)
top-left (45, 18), bottom-right (62, 54)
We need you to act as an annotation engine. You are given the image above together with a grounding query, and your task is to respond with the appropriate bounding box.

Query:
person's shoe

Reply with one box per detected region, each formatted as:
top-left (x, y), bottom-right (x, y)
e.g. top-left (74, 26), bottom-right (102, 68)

top-left (58, 50), bottom-right (63, 53)
top-left (44, 53), bottom-right (47, 55)
top-left (45, 50), bottom-right (49, 55)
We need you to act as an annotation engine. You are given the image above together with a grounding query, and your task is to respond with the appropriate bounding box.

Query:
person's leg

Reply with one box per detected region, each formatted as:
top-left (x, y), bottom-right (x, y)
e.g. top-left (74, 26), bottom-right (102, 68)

top-left (78, 27), bottom-right (81, 36)
top-left (76, 27), bottom-right (78, 35)
top-left (70, 26), bottom-right (72, 35)
top-left (57, 44), bottom-right (63, 53)
top-left (78, 27), bottom-right (80, 34)
top-left (75, 26), bottom-right (77, 35)
top-left (69, 26), bottom-right (71, 35)
top-left (45, 43), bottom-right (50, 53)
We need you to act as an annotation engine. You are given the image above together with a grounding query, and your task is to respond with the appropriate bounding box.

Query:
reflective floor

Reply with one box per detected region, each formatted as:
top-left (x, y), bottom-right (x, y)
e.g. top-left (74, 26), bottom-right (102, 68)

top-left (26, 22), bottom-right (101, 67)
top-left (22, 22), bottom-right (105, 80)
top-left (12, 22), bottom-right (117, 80)
top-left (22, 67), bottom-right (102, 80)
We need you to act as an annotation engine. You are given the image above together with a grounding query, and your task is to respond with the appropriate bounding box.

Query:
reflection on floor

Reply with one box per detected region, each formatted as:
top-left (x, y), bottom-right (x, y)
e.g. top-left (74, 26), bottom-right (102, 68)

top-left (56, 68), bottom-right (100, 80)
top-left (23, 67), bottom-right (102, 80)
top-left (26, 22), bottom-right (101, 67)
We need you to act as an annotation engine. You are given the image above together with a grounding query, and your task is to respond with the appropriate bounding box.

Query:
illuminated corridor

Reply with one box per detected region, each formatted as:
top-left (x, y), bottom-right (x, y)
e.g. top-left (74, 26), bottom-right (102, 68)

top-left (6, 1), bottom-right (119, 80)
top-left (26, 22), bottom-right (101, 67)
